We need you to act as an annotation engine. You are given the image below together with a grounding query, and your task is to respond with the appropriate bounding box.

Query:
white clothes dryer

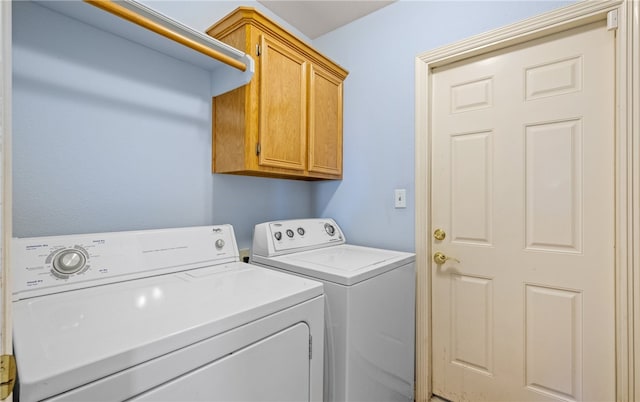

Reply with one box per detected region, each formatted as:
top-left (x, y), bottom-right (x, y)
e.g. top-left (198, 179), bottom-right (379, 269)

top-left (251, 218), bottom-right (415, 402)
top-left (12, 225), bottom-right (324, 402)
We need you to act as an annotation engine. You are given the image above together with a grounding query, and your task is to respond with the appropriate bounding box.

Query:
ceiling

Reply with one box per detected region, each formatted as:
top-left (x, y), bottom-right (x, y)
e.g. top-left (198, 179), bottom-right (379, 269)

top-left (257, 1), bottom-right (396, 39)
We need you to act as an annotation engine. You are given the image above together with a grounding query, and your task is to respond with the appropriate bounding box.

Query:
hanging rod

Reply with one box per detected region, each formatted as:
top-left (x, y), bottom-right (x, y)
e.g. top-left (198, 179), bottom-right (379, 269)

top-left (84, 0), bottom-right (247, 72)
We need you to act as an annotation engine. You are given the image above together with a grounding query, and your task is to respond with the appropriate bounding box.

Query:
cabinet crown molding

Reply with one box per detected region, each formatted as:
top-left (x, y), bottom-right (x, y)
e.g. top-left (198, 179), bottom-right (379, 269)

top-left (207, 6), bottom-right (348, 80)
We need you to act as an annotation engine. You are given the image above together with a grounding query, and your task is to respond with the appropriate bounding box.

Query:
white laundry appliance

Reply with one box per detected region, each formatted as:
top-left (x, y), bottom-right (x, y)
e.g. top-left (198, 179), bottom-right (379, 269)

top-left (251, 218), bottom-right (415, 402)
top-left (12, 225), bottom-right (324, 402)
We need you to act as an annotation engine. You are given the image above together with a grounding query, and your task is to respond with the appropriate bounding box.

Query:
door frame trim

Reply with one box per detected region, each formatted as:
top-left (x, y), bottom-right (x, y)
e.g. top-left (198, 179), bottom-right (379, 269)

top-left (1, 1), bottom-right (13, 398)
top-left (414, 1), bottom-right (639, 400)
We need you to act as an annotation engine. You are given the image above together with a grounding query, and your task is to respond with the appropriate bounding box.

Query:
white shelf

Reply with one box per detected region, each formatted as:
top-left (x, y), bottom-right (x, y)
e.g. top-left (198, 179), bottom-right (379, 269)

top-left (36, 0), bottom-right (254, 96)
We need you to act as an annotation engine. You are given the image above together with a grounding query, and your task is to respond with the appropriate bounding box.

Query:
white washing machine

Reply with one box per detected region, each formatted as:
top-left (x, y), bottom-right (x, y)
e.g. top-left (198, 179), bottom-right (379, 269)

top-left (251, 218), bottom-right (415, 402)
top-left (12, 225), bottom-right (324, 402)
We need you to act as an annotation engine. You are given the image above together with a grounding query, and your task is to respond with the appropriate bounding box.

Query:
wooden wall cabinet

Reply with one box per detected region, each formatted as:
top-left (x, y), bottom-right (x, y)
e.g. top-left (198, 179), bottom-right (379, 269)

top-left (207, 7), bottom-right (348, 180)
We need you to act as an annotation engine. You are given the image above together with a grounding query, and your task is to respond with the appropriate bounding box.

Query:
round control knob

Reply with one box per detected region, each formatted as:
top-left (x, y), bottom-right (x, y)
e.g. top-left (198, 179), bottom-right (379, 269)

top-left (324, 223), bottom-right (336, 236)
top-left (215, 239), bottom-right (225, 250)
top-left (274, 231), bottom-right (282, 241)
top-left (297, 227), bottom-right (305, 236)
top-left (286, 229), bottom-right (294, 238)
top-left (52, 249), bottom-right (86, 275)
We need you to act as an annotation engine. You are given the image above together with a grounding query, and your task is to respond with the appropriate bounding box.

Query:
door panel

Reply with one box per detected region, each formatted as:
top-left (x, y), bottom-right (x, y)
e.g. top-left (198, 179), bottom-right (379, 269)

top-left (450, 273), bottom-right (493, 375)
top-left (431, 20), bottom-right (614, 401)
top-left (450, 131), bottom-right (493, 246)
top-left (259, 34), bottom-right (307, 171)
top-left (525, 119), bottom-right (583, 253)
top-left (308, 65), bottom-right (343, 176)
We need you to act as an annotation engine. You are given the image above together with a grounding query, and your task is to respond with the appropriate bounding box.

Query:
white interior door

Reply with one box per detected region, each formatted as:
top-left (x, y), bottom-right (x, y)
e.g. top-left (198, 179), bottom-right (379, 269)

top-left (431, 20), bottom-right (615, 401)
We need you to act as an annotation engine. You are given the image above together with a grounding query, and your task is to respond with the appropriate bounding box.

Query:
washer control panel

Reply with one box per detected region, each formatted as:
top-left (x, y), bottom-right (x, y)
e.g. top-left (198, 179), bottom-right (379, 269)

top-left (12, 225), bottom-right (239, 300)
top-left (252, 218), bottom-right (345, 257)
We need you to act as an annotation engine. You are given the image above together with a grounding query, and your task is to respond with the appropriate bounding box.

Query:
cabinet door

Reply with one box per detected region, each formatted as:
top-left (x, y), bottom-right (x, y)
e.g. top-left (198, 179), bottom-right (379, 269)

top-left (258, 34), bottom-right (308, 171)
top-left (308, 65), bottom-right (343, 176)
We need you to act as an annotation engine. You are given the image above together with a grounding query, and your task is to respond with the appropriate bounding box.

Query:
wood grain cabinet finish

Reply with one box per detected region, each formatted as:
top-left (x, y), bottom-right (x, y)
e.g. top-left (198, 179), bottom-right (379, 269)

top-left (207, 7), bottom-right (348, 180)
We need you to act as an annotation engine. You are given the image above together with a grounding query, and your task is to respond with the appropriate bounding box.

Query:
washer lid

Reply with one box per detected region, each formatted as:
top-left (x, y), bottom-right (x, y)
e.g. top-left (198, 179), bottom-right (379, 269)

top-left (13, 262), bottom-right (322, 402)
top-left (254, 244), bottom-right (415, 285)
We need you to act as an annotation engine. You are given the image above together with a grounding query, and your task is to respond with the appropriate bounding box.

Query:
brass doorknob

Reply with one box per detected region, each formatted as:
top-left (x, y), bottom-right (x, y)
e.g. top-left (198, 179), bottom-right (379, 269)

top-left (433, 229), bottom-right (446, 241)
top-left (433, 252), bottom-right (460, 265)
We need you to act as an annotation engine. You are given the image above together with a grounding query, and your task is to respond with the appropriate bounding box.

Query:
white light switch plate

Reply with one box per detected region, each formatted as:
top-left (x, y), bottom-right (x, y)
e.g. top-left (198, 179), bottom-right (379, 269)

top-left (394, 189), bottom-right (406, 208)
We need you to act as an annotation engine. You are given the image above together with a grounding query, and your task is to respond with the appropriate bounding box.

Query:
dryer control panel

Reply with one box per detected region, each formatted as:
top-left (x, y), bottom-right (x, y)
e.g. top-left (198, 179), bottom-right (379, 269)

top-left (12, 225), bottom-right (239, 300)
top-left (252, 218), bottom-right (345, 257)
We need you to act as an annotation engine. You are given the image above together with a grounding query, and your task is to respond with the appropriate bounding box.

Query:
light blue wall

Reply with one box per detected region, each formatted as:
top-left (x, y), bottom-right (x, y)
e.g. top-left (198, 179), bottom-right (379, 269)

top-left (12, 1), bottom-right (312, 248)
top-left (13, 0), bottom-right (575, 252)
top-left (312, 0), bottom-right (573, 252)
